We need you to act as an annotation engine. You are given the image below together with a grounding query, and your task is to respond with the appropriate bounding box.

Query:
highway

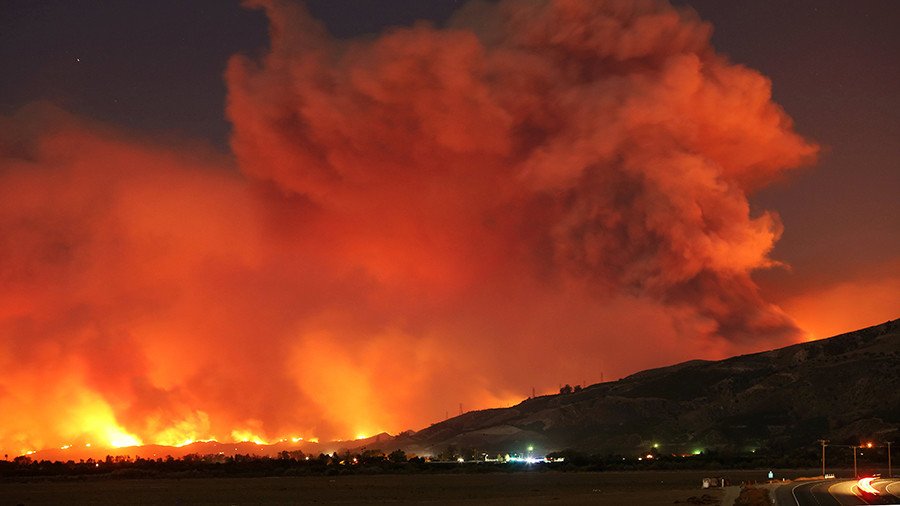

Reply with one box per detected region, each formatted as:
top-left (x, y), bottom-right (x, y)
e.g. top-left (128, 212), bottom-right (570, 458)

top-left (773, 478), bottom-right (900, 505)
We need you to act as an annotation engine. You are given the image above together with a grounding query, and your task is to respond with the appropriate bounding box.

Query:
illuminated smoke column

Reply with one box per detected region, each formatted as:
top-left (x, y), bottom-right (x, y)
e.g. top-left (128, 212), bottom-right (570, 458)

top-left (0, 0), bottom-right (816, 455)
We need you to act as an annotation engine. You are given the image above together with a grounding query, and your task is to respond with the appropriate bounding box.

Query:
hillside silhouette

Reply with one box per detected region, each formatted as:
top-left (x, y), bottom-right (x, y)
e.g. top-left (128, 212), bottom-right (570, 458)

top-left (394, 319), bottom-right (899, 456)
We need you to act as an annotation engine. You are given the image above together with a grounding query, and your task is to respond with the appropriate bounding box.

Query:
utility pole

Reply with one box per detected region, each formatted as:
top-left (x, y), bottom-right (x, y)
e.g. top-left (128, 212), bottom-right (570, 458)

top-left (888, 441), bottom-right (893, 478)
top-left (817, 440), bottom-right (828, 478)
top-left (852, 445), bottom-right (858, 478)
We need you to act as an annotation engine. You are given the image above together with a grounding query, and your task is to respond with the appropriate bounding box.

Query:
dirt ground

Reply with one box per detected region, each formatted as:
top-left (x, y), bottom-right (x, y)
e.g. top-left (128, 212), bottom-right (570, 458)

top-left (0, 469), bottom-right (803, 505)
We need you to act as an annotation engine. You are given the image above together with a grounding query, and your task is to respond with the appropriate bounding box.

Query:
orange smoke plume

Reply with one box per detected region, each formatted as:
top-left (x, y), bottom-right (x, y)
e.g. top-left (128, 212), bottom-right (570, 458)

top-left (0, 0), bottom-right (817, 456)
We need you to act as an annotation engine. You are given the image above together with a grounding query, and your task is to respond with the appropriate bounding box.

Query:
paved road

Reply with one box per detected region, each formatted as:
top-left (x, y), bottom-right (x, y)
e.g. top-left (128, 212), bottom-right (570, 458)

top-left (773, 478), bottom-right (900, 505)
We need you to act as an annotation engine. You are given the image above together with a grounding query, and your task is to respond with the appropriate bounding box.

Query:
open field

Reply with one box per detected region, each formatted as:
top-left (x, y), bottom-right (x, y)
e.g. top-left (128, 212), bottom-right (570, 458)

top-left (0, 469), bottom-right (825, 505)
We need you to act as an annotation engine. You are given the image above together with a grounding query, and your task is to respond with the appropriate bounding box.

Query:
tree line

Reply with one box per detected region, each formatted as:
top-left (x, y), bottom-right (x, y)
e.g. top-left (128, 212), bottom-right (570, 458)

top-left (1, 441), bottom-right (888, 479)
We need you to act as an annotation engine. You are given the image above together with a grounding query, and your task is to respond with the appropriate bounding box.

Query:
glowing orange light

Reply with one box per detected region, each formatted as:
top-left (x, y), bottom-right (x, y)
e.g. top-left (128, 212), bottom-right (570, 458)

top-left (62, 394), bottom-right (143, 449)
top-left (230, 430), bottom-right (270, 445)
top-left (148, 412), bottom-right (215, 448)
top-left (109, 431), bottom-right (142, 448)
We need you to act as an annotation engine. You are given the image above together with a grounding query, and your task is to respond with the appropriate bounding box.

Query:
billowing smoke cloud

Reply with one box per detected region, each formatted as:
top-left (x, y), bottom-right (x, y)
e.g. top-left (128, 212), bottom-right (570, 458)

top-left (228, 0), bottom-right (816, 339)
top-left (0, 0), bottom-right (816, 455)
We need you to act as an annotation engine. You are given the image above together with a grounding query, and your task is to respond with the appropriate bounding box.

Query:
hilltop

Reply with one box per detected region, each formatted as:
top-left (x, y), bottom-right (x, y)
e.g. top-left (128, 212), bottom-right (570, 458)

top-left (392, 319), bottom-right (900, 456)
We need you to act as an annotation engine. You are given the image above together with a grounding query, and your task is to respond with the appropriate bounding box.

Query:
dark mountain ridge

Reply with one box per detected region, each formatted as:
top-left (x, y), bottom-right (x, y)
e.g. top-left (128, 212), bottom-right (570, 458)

top-left (393, 319), bottom-right (900, 456)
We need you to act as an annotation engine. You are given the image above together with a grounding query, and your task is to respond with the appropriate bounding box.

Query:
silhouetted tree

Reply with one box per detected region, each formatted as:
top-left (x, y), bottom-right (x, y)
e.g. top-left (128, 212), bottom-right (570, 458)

top-left (560, 384), bottom-right (573, 394)
top-left (440, 444), bottom-right (459, 461)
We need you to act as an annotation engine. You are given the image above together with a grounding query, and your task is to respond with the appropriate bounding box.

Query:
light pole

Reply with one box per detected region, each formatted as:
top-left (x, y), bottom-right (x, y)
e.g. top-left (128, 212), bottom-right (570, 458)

top-left (852, 445), bottom-right (858, 479)
top-left (888, 441), bottom-right (893, 478)
top-left (817, 440), bottom-right (828, 478)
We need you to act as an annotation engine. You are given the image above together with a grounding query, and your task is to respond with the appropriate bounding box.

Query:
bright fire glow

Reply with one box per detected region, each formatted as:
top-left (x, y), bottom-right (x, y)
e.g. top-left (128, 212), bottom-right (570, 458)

top-left (230, 430), bottom-right (270, 445)
top-left (68, 394), bottom-right (143, 448)
top-left (150, 412), bottom-right (216, 447)
top-left (109, 430), bottom-right (142, 448)
top-left (165, 437), bottom-right (219, 448)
